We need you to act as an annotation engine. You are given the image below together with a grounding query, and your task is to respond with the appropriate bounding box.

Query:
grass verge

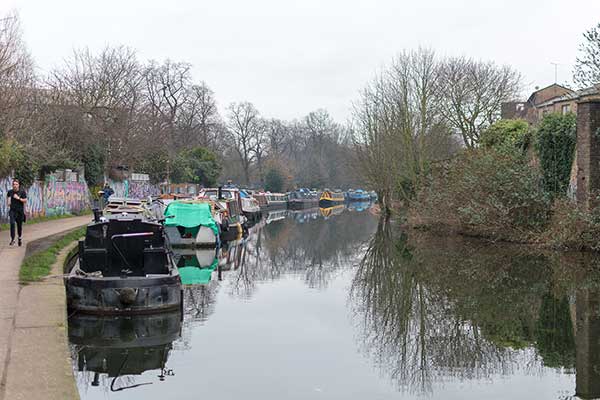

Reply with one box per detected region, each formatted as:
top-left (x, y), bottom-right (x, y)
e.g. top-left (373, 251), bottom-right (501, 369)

top-left (19, 227), bottom-right (86, 283)
top-left (0, 210), bottom-right (91, 232)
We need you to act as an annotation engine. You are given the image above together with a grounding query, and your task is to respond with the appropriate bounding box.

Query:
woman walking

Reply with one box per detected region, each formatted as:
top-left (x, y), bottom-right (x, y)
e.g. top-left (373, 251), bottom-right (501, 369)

top-left (6, 179), bottom-right (27, 246)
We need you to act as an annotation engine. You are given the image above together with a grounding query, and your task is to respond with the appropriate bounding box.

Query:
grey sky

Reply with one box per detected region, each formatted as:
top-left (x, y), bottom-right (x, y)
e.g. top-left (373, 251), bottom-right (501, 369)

top-left (2, 0), bottom-right (599, 121)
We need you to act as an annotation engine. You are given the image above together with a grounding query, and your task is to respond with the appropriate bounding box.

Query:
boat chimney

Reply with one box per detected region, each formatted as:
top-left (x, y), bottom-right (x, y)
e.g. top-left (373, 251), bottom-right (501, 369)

top-left (92, 208), bottom-right (102, 223)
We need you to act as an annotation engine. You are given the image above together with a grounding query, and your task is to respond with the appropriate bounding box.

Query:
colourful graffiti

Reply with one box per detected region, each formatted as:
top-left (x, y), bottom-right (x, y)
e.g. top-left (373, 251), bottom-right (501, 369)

top-left (26, 181), bottom-right (44, 218)
top-left (44, 177), bottom-right (91, 217)
top-left (0, 176), bottom-right (91, 222)
top-left (128, 181), bottom-right (160, 198)
top-left (0, 177), bottom-right (12, 223)
top-left (108, 179), bottom-right (160, 199)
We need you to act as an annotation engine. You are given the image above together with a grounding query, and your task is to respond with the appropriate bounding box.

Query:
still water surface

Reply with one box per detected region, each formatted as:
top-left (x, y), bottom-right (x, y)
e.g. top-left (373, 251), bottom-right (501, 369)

top-left (69, 204), bottom-right (600, 399)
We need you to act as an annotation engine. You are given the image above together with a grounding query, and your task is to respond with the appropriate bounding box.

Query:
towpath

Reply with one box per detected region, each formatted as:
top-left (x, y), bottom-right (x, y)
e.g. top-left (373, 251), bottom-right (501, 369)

top-left (0, 215), bottom-right (90, 400)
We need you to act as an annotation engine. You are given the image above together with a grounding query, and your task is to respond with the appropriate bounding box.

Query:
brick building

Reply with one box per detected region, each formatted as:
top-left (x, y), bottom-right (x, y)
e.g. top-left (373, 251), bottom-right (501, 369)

top-left (502, 83), bottom-right (600, 124)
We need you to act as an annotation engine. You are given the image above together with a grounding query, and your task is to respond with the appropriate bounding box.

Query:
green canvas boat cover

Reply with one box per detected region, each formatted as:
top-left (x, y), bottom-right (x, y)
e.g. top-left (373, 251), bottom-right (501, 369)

top-left (179, 258), bottom-right (218, 285)
top-left (164, 201), bottom-right (219, 236)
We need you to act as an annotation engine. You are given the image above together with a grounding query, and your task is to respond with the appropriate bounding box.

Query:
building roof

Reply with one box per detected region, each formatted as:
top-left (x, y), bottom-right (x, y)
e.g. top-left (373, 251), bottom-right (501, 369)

top-left (535, 84), bottom-right (600, 108)
top-left (526, 83), bottom-right (575, 106)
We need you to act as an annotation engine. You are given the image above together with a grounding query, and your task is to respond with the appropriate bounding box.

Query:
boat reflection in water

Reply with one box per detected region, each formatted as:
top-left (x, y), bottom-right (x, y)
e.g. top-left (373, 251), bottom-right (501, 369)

top-left (68, 311), bottom-right (181, 393)
top-left (346, 200), bottom-right (373, 212)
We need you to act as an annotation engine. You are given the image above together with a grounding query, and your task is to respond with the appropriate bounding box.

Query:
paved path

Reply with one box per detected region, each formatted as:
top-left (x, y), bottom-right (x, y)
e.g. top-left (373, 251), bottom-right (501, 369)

top-left (0, 216), bottom-right (90, 400)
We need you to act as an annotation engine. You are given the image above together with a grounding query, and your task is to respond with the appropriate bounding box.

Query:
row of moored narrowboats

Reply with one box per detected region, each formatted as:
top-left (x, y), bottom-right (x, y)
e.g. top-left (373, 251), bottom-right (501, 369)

top-left (65, 186), bottom-right (377, 315)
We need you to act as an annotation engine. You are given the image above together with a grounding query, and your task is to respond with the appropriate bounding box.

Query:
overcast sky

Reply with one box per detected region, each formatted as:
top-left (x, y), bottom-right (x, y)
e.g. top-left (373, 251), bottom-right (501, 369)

top-left (2, 0), bottom-right (599, 122)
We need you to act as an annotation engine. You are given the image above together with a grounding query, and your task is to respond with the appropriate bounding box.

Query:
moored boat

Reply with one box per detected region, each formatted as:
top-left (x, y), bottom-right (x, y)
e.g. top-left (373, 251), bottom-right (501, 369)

top-left (319, 189), bottom-right (345, 208)
top-left (287, 188), bottom-right (319, 209)
top-left (163, 200), bottom-right (220, 248)
top-left (239, 189), bottom-right (262, 221)
top-left (66, 213), bottom-right (182, 315)
top-left (198, 188), bottom-right (247, 241)
top-left (254, 192), bottom-right (288, 210)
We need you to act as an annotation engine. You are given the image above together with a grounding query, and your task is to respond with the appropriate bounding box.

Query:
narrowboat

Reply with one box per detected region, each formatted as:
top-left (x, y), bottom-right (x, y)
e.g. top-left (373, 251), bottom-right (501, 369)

top-left (319, 189), bottom-right (345, 207)
top-left (346, 189), bottom-right (371, 202)
top-left (254, 192), bottom-right (288, 210)
top-left (239, 189), bottom-right (262, 221)
top-left (197, 188), bottom-right (247, 242)
top-left (287, 188), bottom-right (319, 209)
top-left (163, 200), bottom-right (220, 248)
top-left (66, 212), bottom-right (182, 315)
top-left (198, 186), bottom-right (261, 220)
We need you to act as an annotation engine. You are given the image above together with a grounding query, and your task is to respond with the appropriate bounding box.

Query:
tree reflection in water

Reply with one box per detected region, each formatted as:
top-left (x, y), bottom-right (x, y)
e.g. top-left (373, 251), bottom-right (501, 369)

top-left (351, 216), bottom-right (592, 396)
top-left (222, 208), bottom-right (378, 297)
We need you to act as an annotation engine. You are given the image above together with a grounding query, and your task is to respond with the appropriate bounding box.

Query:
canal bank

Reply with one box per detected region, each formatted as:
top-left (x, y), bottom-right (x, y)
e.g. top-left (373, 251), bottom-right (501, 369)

top-left (0, 216), bottom-right (89, 400)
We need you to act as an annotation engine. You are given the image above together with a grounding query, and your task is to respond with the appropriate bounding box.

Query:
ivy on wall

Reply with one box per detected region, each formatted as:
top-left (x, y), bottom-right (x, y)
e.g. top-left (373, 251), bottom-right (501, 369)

top-left (535, 113), bottom-right (577, 198)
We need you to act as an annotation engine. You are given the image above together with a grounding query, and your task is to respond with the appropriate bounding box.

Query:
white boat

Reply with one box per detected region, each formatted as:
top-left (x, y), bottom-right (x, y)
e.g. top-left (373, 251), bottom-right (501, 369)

top-left (163, 200), bottom-right (220, 247)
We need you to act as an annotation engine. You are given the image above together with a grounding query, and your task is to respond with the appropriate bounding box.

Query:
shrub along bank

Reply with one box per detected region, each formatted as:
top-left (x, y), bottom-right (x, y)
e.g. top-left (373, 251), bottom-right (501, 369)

top-left (408, 113), bottom-right (597, 251)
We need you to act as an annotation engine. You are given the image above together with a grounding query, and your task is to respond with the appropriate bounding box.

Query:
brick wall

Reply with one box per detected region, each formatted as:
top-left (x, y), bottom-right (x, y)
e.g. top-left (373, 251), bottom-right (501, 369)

top-left (576, 101), bottom-right (600, 210)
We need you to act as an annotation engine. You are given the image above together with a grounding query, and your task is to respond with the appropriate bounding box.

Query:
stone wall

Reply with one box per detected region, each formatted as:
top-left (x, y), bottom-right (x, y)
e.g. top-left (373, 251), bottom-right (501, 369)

top-left (0, 175), bottom-right (91, 223)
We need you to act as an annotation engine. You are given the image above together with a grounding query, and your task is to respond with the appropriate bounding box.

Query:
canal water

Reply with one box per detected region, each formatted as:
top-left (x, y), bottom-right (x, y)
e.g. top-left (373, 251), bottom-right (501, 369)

top-left (68, 204), bottom-right (600, 399)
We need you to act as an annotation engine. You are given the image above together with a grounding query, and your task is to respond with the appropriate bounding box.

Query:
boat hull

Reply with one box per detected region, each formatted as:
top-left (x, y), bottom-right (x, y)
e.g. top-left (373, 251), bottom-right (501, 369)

top-left (243, 209), bottom-right (262, 222)
top-left (220, 222), bottom-right (244, 242)
top-left (288, 199), bottom-right (319, 209)
top-left (165, 225), bottom-right (218, 247)
top-left (67, 273), bottom-right (182, 315)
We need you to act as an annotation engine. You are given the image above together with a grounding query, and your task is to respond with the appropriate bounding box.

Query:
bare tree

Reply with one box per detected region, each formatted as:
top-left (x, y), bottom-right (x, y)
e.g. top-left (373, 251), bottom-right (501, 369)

top-left (226, 101), bottom-right (261, 184)
top-left (47, 46), bottom-right (145, 169)
top-left (353, 49), bottom-right (448, 212)
top-left (178, 82), bottom-right (220, 148)
top-left (437, 57), bottom-right (521, 148)
top-left (142, 60), bottom-right (192, 147)
top-left (574, 22), bottom-right (600, 88)
top-left (0, 11), bottom-right (35, 139)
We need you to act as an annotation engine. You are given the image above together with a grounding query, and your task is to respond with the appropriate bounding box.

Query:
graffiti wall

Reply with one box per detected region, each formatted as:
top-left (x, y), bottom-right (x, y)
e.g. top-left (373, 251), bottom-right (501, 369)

top-left (0, 176), bottom-right (91, 223)
top-left (128, 181), bottom-right (160, 198)
top-left (26, 181), bottom-right (44, 218)
top-left (108, 179), bottom-right (159, 199)
top-left (44, 177), bottom-right (90, 217)
top-left (0, 177), bottom-right (12, 223)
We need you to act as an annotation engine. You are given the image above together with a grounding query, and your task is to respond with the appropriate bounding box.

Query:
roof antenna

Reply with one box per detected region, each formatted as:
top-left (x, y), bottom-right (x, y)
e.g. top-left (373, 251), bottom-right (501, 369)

top-left (550, 62), bottom-right (560, 84)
